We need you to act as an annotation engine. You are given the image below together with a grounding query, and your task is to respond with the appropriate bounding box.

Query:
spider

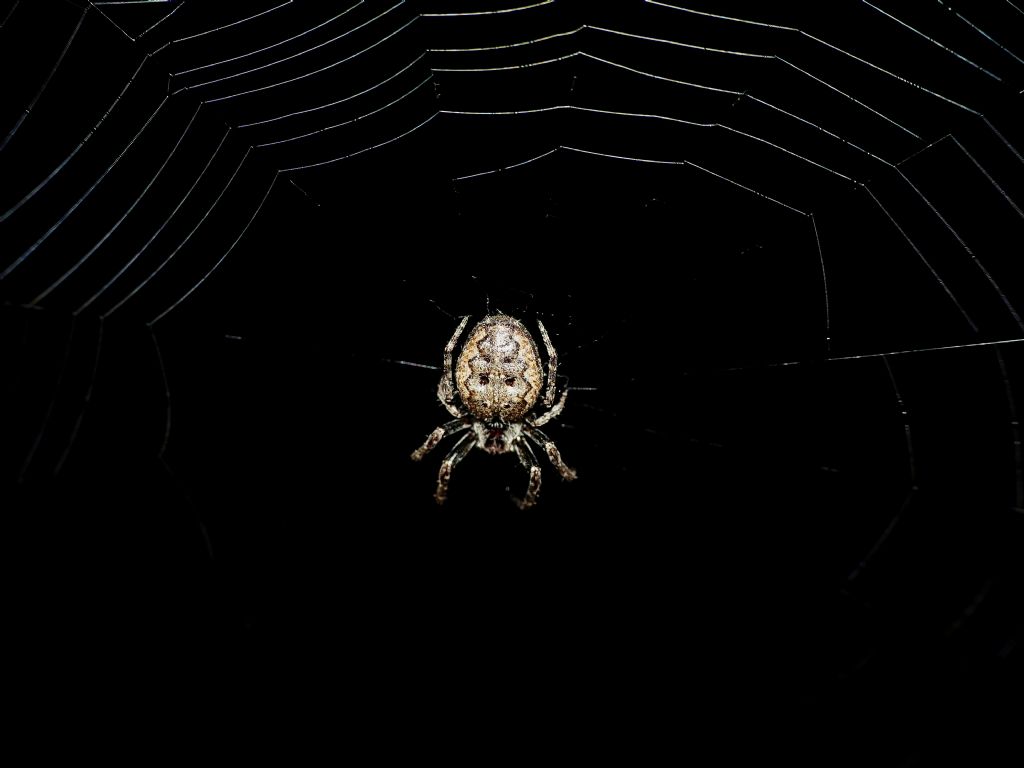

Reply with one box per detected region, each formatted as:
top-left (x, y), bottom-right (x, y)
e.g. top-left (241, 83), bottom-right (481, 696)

top-left (411, 312), bottom-right (577, 509)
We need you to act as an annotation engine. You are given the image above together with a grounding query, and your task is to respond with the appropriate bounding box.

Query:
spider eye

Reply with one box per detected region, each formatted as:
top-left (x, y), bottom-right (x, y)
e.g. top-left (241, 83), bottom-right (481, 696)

top-left (505, 377), bottom-right (516, 386)
top-left (478, 375), bottom-right (489, 385)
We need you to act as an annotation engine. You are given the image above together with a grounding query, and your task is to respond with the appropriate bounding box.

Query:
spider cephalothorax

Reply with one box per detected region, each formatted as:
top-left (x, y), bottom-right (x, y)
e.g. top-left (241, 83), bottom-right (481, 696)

top-left (411, 313), bottom-right (576, 509)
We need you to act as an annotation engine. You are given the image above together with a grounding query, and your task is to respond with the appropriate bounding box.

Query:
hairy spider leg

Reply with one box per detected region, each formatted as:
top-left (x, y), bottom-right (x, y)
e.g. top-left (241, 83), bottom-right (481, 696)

top-left (513, 439), bottom-right (543, 509)
top-left (536, 319), bottom-right (558, 408)
top-left (411, 417), bottom-right (470, 462)
top-left (526, 425), bottom-right (577, 481)
top-left (529, 387), bottom-right (568, 427)
top-left (435, 432), bottom-right (476, 505)
top-left (438, 315), bottom-right (470, 417)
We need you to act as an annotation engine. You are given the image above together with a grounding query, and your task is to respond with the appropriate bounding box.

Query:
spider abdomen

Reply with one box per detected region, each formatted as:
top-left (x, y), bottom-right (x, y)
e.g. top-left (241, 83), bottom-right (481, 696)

top-left (455, 314), bottom-right (543, 422)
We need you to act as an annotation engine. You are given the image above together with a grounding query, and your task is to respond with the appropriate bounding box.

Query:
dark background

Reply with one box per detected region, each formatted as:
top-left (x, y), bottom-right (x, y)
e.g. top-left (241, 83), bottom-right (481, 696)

top-left (2, 0), bottom-right (1022, 759)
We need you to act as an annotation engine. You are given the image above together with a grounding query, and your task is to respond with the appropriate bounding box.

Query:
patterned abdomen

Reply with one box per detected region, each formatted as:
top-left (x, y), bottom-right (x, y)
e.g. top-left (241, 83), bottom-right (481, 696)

top-left (455, 314), bottom-right (543, 422)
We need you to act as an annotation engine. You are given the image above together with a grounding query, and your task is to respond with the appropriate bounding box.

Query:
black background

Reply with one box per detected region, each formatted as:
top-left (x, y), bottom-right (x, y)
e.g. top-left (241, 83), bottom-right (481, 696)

top-left (2, 0), bottom-right (1022, 760)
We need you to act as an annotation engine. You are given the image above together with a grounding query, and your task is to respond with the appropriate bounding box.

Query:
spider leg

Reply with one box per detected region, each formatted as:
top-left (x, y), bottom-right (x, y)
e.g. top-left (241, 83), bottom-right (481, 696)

top-left (529, 386), bottom-right (568, 427)
top-left (435, 431), bottom-right (476, 505)
top-left (536, 318), bottom-right (558, 408)
top-left (513, 439), bottom-right (543, 509)
top-left (525, 425), bottom-right (577, 481)
top-left (438, 316), bottom-right (470, 418)
top-left (411, 418), bottom-right (470, 462)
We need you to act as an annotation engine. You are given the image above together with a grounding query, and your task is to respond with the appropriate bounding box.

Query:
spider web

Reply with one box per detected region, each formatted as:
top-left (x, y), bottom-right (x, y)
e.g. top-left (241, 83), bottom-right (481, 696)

top-left (1, 0), bottom-right (1021, 754)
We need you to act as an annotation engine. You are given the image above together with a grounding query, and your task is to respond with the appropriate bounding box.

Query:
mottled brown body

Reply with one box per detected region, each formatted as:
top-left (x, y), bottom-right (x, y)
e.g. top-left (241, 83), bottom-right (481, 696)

top-left (455, 315), bottom-right (544, 424)
top-left (411, 312), bottom-right (576, 508)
